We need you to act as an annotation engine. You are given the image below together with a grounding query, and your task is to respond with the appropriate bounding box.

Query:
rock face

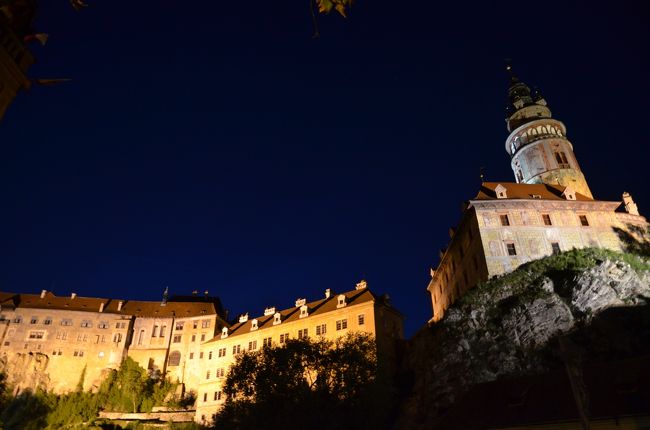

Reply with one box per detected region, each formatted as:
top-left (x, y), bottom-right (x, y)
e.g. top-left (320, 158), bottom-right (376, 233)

top-left (396, 253), bottom-right (650, 429)
top-left (0, 352), bottom-right (51, 394)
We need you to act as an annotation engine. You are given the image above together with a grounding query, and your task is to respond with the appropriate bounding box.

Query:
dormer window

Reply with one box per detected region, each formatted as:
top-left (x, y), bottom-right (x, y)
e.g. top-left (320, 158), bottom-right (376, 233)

top-left (221, 327), bottom-right (228, 339)
top-left (250, 319), bottom-right (258, 331)
top-left (531, 194), bottom-right (542, 199)
top-left (299, 305), bottom-right (308, 318)
top-left (336, 294), bottom-right (347, 309)
top-left (562, 186), bottom-right (576, 201)
top-left (273, 312), bottom-right (282, 325)
top-left (495, 184), bottom-right (507, 199)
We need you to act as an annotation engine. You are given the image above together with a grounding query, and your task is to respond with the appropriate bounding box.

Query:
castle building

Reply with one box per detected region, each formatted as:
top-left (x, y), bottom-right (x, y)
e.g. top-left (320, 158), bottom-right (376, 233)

top-left (0, 290), bottom-right (228, 394)
top-left (426, 71), bottom-right (649, 323)
top-left (0, 281), bottom-right (402, 424)
top-left (193, 280), bottom-right (403, 425)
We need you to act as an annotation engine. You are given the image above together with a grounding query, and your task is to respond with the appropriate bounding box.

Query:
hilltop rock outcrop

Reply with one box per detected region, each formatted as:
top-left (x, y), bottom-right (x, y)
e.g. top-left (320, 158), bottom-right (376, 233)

top-left (396, 250), bottom-right (650, 429)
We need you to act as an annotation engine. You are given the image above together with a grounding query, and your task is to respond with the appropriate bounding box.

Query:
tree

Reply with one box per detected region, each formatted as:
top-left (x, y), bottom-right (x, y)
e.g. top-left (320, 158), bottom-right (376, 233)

top-left (214, 333), bottom-right (387, 430)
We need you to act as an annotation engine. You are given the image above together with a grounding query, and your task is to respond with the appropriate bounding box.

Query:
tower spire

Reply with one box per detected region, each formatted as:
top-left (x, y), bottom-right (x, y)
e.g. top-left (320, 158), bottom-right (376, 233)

top-left (503, 71), bottom-right (593, 198)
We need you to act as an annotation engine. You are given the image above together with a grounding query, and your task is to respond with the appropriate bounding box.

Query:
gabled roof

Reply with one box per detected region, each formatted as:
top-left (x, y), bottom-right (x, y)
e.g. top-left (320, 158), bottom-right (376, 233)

top-left (474, 182), bottom-right (593, 202)
top-left (206, 288), bottom-right (388, 343)
top-left (0, 291), bottom-right (225, 320)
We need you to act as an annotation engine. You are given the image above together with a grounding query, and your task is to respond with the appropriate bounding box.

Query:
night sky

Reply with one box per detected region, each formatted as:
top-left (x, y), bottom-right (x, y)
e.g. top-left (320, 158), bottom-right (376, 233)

top-left (2, 0), bottom-right (649, 336)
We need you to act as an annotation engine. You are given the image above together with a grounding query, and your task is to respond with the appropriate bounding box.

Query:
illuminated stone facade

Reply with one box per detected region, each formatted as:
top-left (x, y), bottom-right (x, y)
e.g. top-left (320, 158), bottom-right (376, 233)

top-left (194, 282), bottom-right (403, 425)
top-left (0, 291), bottom-right (228, 394)
top-left (0, 282), bottom-right (402, 424)
top-left (427, 73), bottom-right (649, 322)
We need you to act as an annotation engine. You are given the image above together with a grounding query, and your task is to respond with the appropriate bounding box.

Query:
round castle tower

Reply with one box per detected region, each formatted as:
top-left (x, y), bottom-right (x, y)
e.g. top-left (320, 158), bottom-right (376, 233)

top-left (504, 68), bottom-right (593, 198)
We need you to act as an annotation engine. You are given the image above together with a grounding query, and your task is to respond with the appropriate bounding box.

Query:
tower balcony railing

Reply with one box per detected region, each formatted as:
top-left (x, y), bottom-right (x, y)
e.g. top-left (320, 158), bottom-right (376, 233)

top-left (510, 127), bottom-right (567, 156)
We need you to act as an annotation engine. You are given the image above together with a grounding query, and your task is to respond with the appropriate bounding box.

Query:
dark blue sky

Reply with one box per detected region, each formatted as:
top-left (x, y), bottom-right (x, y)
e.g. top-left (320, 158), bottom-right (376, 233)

top-left (2, 0), bottom-right (649, 335)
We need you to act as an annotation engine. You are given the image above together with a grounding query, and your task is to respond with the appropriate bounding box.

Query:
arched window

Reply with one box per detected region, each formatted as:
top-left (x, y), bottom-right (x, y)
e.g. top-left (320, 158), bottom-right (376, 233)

top-left (168, 350), bottom-right (181, 366)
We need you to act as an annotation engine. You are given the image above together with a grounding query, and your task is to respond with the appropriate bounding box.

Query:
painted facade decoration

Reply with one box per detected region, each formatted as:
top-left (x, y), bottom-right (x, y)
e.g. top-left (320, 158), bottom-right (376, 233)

top-left (427, 71), bottom-right (649, 322)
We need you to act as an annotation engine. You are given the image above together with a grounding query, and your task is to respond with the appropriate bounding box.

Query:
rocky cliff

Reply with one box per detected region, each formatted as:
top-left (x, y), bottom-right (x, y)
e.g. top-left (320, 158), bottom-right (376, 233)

top-left (396, 249), bottom-right (650, 429)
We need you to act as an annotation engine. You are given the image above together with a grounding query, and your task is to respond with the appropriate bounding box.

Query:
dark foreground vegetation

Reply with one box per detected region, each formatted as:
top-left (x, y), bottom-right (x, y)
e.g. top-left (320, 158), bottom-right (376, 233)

top-left (214, 333), bottom-right (395, 430)
top-left (0, 357), bottom-right (201, 430)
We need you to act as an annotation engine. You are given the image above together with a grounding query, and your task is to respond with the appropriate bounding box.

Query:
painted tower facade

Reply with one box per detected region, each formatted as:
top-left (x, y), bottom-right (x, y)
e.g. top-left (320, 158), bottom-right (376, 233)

top-left (426, 71), bottom-right (649, 323)
top-left (505, 68), bottom-right (592, 198)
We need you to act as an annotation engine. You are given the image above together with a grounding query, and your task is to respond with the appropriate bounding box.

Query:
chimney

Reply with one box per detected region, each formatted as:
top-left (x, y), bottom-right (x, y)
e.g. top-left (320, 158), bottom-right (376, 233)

top-left (99, 302), bottom-right (105, 313)
top-left (325, 289), bottom-right (331, 299)
top-left (117, 300), bottom-right (124, 311)
top-left (40, 290), bottom-right (47, 299)
top-left (264, 307), bottom-right (276, 316)
top-left (355, 280), bottom-right (367, 290)
top-left (295, 298), bottom-right (306, 307)
top-left (71, 292), bottom-right (77, 299)
top-left (238, 313), bottom-right (249, 323)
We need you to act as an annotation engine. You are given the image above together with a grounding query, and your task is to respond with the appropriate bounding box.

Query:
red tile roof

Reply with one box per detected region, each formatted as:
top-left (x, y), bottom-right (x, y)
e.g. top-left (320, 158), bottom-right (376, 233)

top-left (0, 291), bottom-right (225, 320)
top-left (206, 288), bottom-right (382, 342)
top-left (474, 182), bottom-right (593, 201)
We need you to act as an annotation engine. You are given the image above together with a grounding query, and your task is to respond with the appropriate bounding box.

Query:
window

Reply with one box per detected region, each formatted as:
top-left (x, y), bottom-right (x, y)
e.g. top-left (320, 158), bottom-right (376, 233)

top-left (203, 393), bottom-right (207, 402)
top-left (555, 151), bottom-right (570, 168)
top-left (316, 324), bottom-right (327, 336)
top-left (175, 322), bottom-right (184, 331)
top-left (336, 319), bottom-right (348, 331)
top-left (551, 242), bottom-right (561, 255)
top-left (279, 333), bottom-right (289, 344)
top-left (200, 334), bottom-right (205, 342)
top-left (542, 214), bottom-right (552, 226)
top-left (95, 335), bottom-right (100, 344)
top-left (206, 370), bottom-right (211, 379)
top-left (152, 325), bottom-right (158, 337)
top-left (216, 368), bottom-right (225, 378)
top-left (358, 314), bottom-right (365, 326)
top-left (115, 322), bottom-right (127, 329)
top-left (248, 340), bottom-right (257, 350)
top-left (44, 318), bottom-right (52, 325)
top-left (579, 215), bottom-right (589, 226)
top-left (173, 335), bottom-right (182, 343)
top-left (500, 214), bottom-right (510, 226)
top-left (82, 334), bottom-right (88, 342)
top-left (138, 329), bottom-right (145, 345)
top-left (193, 321), bottom-right (198, 329)
top-left (30, 317), bottom-right (38, 324)
top-left (506, 242), bottom-right (517, 256)
top-left (113, 333), bottom-right (122, 343)
top-left (168, 351), bottom-right (181, 366)
top-left (73, 350), bottom-right (84, 357)
top-left (160, 325), bottom-right (166, 337)
top-left (191, 334), bottom-right (196, 342)
top-left (201, 320), bottom-right (210, 328)
top-left (232, 344), bottom-right (241, 355)
top-left (61, 319), bottom-right (72, 326)
top-left (298, 329), bottom-right (308, 339)
top-left (28, 331), bottom-right (44, 339)
top-left (97, 321), bottom-right (108, 329)
top-left (80, 320), bottom-right (92, 328)
top-left (214, 391), bottom-right (222, 401)
top-left (337, 294), bottom-right (346, 308)
top-left (263, 337), bottom-right (272, 348)
top-left (218, 347), bottom-right (226, 357)
top-left (200, 352), bottom-right (204, 359)
top-left (12, 316), bottom-right (21, 324)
